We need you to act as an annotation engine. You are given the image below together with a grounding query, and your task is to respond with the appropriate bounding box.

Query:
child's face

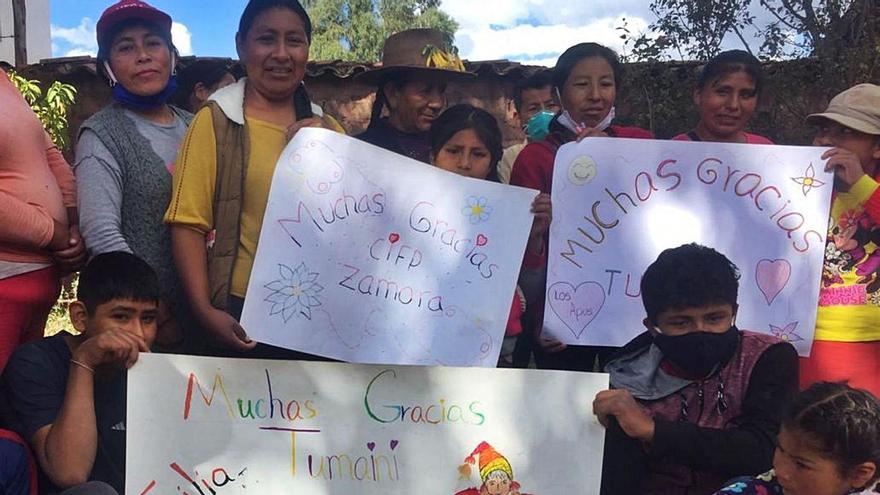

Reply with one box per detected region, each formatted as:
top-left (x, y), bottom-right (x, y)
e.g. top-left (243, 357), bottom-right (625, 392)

top-left (813, 120), bottom-right (880, 176)
top-left (74, 298), bottom-right (159, 348)
top-left (774, 426), bottom-right (874, 495)
top-left (434, 128), bottom-right (493, 180)
top-left (651, 303), bottom-right (735, 337)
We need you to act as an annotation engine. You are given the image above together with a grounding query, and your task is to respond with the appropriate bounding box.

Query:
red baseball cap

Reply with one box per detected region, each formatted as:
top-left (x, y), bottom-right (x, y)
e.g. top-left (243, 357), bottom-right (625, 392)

top-left (96, 0), bottom-right (172, 49)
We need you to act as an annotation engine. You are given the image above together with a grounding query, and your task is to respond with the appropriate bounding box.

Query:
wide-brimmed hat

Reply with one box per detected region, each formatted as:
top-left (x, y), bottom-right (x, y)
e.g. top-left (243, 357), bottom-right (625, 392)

top-left (355, 28), bottom-right (474, 85)
top-left (96, 0), bottom-right (173, 53)
top-left (806, 83), bottom-right (880, 135)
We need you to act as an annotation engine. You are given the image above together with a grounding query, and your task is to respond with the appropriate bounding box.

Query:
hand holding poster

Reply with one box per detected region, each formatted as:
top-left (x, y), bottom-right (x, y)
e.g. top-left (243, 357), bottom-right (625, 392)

top-left (240, 129), bottom-right (537, 366)
top-left (126, 354), bottom-right (608, 495)
top-left (545, 138), bottom-right (832, 355)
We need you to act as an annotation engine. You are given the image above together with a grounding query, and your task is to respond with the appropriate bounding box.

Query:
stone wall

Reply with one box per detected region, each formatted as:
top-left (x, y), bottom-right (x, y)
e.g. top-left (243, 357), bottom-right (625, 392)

top-left (16, 55), bottom-right (879, 160)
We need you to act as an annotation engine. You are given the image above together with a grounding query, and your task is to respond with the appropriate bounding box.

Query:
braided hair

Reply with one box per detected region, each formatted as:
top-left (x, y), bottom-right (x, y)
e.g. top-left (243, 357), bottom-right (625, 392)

top-left (785, 382), bottom-right (880, 488)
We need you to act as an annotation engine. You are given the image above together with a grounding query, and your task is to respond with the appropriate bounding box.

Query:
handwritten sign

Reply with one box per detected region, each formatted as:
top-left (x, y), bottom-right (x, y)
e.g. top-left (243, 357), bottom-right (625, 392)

top-left (240, 129), bottom-right (537, 366)
top-left (126, 353), bottom-right (608, 494)
top-left (546, 138), bottom-right (832, 355)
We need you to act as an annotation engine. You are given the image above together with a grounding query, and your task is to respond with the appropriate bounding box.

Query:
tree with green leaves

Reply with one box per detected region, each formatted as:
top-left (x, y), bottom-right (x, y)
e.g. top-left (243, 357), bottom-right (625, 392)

top-left (621, 0), bottom-right (879, 63)
top-left (7, 71), bottom-right (77, 150)
top-left (304, 0), bottom-right (458, 62)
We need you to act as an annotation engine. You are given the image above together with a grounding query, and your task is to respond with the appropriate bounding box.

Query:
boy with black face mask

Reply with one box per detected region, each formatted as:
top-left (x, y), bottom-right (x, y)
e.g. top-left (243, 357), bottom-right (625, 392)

top-left (593, 243), bottom-right (799, 495)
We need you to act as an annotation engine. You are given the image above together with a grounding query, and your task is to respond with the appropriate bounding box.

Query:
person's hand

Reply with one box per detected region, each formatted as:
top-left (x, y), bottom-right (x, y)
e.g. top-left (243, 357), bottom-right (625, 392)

top-left (72, 329), bottom-right (150, 370)
top-left (52, 225), bottom-right (86, 274)
top-left (200, 307), bottom-right (257, 352)
top-left (575, 126), bottom-right (608, 142)
top-left (535, 335), bottom-right (567, 354)
top-left (823, 147), bottom-right (866, 190)
top-left (48, 219), bottom-right (71, 251)
top-left (530, 193), bottom-right (552, 239)
top-left (593, 389), bottom-right (655, 442)
top-left (285, 117), bottom-right (329, 142)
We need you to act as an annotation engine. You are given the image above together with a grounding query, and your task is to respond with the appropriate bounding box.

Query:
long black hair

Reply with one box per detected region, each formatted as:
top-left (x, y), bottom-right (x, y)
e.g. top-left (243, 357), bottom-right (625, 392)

top-left (369, 71), bottom-right (412, 123)
top-left (697, 49), bottom-right (763, 96)
top-left (553, 42), bottom-right (623, 91)
top-left (430, 104), bottom-right (503, 182)
top-left (237, 0), bottom-right (313, 118)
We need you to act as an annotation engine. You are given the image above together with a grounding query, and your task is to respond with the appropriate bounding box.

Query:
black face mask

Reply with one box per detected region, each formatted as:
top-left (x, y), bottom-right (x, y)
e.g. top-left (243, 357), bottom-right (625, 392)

top-left (653, 325), bottom-right (740, 378)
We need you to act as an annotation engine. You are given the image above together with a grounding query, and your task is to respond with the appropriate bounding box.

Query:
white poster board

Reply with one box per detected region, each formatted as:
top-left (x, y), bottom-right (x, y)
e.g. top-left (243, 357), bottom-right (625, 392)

top-left (241, 129), bottom-right (537, 366)
top-left (126, 353), bottom-right (608, 495)
top-left (545, 138), bottom-right (832, 355)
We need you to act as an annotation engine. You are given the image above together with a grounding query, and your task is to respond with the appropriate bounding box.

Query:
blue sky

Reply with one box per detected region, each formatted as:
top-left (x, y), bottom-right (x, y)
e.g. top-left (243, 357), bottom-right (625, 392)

top-left (50, 1), bottom-right (768, 66)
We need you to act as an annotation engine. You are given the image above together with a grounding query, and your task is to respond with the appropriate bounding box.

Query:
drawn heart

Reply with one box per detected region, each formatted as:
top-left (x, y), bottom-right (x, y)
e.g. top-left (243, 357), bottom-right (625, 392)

top-left (755, 259), bottom-right (791, 305)
top-left (367, 442), bottom-right (376, 451)
top-left (390, 440), bottom-right (399, 450)
top-left (476, 234), bottom-right (488, 247)
top-left (547, 281), bottom-right (606, 339)
top-left (389, 233), bottom-right (400, 244)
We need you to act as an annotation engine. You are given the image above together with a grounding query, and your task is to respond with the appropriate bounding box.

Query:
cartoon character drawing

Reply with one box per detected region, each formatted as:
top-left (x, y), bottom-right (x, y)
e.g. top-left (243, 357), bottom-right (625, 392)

top-left (825, 210), bottom-right (880, 294)
top-left (454, 442), bottom-right (534, 495)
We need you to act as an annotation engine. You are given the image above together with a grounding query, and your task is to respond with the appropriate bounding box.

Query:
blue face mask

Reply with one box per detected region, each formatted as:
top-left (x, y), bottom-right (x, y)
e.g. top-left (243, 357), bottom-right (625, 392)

top-left (112, 75), bottom-right (178, 111)
top-left (523, 110), bottom-right (555, 141)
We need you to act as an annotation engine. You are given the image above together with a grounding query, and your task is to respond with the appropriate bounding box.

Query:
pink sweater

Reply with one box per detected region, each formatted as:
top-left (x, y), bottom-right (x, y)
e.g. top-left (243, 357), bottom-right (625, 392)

top-left (0, 72), bottom-right (75, 263)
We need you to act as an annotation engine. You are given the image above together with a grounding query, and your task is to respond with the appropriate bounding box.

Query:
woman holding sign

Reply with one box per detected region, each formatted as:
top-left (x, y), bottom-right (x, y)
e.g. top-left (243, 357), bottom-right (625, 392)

top-left (673, 50), bottom-right (773, 144)
top-left (429, 104), bottom-right (551, 367)
top-left (165, 0), bottom-right (341, 355)
top-left (509, 43), bottom-right (653, 371)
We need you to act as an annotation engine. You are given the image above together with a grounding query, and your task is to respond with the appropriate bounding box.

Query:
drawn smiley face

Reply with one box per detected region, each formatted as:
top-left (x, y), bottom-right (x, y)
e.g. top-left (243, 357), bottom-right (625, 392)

top-left (568, 155), bottom-right (598, 185)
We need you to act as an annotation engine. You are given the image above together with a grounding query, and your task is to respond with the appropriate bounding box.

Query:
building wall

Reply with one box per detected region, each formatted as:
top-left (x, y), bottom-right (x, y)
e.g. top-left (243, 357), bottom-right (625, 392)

top-left (0, 0), bottom-right (52, 65)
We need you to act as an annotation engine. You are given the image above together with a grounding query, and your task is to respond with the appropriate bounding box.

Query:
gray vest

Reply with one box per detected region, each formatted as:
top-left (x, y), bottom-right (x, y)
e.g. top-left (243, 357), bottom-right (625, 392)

top-left (78, 104), bottom-right (193, 306)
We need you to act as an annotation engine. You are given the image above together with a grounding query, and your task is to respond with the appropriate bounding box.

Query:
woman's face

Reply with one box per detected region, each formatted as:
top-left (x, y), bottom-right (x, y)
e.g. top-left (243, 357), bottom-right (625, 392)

top-left (561, 56), bottom-right (616, 128)
top-left (773, 426), bottom-right (876, 495)
top-left (108, 25), bottom-right (172, 97)
top-left (693, 70), bottom-right (758, 141)
top-left (385, 72), bottom-right (447, 133)
top-left (237, 7), bottom-right (309, 102)
top-left (433, 128), bottom-right (493, 179)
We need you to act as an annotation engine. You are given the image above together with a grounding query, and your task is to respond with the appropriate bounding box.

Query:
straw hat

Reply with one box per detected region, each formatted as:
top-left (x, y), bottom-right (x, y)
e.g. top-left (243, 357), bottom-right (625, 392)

top-left (356, 28), bottom-right (474, 85)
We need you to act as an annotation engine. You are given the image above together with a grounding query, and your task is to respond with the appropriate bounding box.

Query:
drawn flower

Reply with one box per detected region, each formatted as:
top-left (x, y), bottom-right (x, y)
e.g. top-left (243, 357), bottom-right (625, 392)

top-left (791, 163), bottom-right (826, 196)
top-left (769, 322), bottom-right (804, 343)
top-left (462, 196), bottom-right (493, 224)
top-left (264, 263), bottom-right (323, 321)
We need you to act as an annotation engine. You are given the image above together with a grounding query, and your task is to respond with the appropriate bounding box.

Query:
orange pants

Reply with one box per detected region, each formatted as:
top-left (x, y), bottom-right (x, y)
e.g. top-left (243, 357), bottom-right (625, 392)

top-left (800, 339), bottom-right (880, 397)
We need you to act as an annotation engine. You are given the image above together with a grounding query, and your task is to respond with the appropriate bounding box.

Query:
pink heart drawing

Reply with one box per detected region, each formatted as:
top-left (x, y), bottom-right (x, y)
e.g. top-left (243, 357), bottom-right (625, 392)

top-left (390, 440), bottom-right (399, 450)
top-left (389, 232), bottom-right (400, 244)
top-left (476, 234), bottom-right (488, 247)
top-left (547, 281), bottom-right (606, 339)
top-left (755, 259), bottom-right (792, 305)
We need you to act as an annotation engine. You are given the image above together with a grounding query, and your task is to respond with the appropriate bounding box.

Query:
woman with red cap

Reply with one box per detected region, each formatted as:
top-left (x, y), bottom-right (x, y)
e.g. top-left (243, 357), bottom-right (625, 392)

top-left (165, 0), bottom-right (342, 356)
top-left (75, 0), bottom-right (193, 352)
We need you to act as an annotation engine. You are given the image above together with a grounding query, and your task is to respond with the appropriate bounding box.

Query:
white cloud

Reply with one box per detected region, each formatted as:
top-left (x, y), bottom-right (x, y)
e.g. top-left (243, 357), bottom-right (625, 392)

top-left (171, 22), bottom-right (193, 56)
top-left (51, 17), bottom-right (98, 56)
top-left (64, 48), bottom-right (96, 57)
top-left (442, 0), bottom-right (784, 64)
top-left (456, 15), bottom-right (650, 66)
top-left (439, 0), bottom-right (654, 65)
top-left (50, 17), bottom-right (193, 57)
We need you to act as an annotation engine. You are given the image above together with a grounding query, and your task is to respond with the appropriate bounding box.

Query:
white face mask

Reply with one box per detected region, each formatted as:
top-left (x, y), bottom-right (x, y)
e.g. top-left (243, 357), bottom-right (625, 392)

top-left (554, 87), bottom-right (616, 134)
